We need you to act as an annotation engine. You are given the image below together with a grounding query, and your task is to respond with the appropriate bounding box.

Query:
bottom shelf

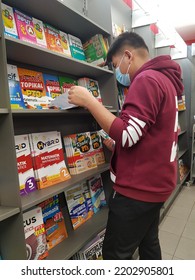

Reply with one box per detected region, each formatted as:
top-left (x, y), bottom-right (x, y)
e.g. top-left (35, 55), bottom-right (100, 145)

top-left (47, 207), bottom-right (108, 260)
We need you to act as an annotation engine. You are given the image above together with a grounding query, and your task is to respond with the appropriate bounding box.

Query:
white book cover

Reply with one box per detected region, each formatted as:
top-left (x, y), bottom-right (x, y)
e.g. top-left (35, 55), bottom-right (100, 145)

top-left (14, 134), bottom-right (37, 196)
top-left (30, 131), bottom-right (70, 189)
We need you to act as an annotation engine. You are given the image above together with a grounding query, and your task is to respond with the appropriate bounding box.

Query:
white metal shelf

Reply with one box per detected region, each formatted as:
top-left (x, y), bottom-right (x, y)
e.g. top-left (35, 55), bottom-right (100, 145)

top-left (0, 108), bottom-right (9, 114)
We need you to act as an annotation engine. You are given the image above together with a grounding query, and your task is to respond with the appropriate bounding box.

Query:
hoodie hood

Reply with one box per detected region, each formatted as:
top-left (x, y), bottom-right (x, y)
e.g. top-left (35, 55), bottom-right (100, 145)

top-left (132, 55), bottom-right (184, 97)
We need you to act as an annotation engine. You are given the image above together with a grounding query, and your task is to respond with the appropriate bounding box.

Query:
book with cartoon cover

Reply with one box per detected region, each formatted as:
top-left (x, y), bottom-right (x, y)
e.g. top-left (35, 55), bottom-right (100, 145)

top-left (44, 23), bottom-right (63, 54)
top-left (1, 3), bottom-right (18, 38)
top-left (78, 78), bottom-right (102, 104)
top-left (90, 131), bottom-right (105, 165)
top-left (14, 8), bottom-right (36, 44)
top-left (33, 17), bottom-right (47, 48)
top-left (63, 132), bottom-right (97, 175)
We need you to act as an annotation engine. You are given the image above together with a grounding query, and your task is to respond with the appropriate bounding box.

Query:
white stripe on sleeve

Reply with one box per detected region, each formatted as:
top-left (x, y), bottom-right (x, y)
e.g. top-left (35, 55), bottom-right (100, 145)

top-left (128, 119), bottom-right (142, 137)
top-left (127, 125), bottom-right (139, 144)
top-left (122, 130), bottom-right (133, 147)
top-left (131, 116), bottom-right (146, 128)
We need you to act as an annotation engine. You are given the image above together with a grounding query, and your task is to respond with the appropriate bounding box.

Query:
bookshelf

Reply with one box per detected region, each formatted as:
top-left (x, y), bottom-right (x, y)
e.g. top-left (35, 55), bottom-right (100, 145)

top-left (0, 0), bottom-right (119, 260)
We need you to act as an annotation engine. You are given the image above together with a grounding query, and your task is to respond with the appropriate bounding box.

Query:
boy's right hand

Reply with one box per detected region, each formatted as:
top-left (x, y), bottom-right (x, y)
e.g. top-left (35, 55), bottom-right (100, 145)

top-left (103, 138), bottom-right (115, 152)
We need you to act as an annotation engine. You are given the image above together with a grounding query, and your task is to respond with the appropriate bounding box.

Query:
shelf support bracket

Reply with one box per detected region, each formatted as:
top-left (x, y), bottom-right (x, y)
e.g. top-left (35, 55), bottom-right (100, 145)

top-left (82, 0), bottom-right (88, 16)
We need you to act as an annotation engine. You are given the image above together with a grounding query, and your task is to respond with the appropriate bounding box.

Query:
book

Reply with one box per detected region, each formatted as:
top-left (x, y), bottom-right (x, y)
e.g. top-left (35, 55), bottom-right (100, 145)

top-left (1, 3), bottom-right (18, 38)
top-left (50, 76), bottom-right (78, 109)
top-left (87, 174), bottom-right (106, 214)
top-left (33, 17), bottom-right (47, 48)
top-left (78, 78), bottom-right (102, 103)
top-left (82, 181), bottom-right (94, 218)
top-left (43, 73), bottom-right (62, 99)
top-left (44, 23), bottom-right (64, 54)
top-left (63, 132), bottom-right (97, 175)
top-left (29, 130), bottom-right (71, 189)
top-left (59, 30), bottom-right (71, 57)
top-left (23, 206), bottom-right (48, 260)
top-left (14, 9), bottom-right (37, 44)
top-left (76, 228), bottom-right (105, 260)
top-left (14, 134), bottom-right (37, 196)
top-left (68, 34), bottom-right (86, 61)
top-left (7, 64), bottom-right (26, 109)
top-left (18, 67), bottom-right (53, 109)
top-left (83, 34), bottom-right (107, 64)
top-left (90, 131), bottom-right (105, 165)
top-left (38, 195), bottom-right (68, 250)
top-left (65, 184), bottom-right (90, 230)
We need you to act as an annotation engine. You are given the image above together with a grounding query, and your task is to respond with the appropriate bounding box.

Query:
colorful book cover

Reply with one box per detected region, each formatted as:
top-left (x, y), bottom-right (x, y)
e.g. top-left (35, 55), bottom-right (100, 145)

top-left (7, 64), bottom-right (26, 109)
top-left (44, 23), bottom-right (64, 54)
top-left (43, 73), bottom-right (61, 99)
top-left (23, 206), bottom-right (48, 260)
top-left (1, 3), bottom-right (18, 38)
top-left (65, 184), bottom-right (90, 230)
top-left (87, 174), bottom-right (106, 214)
top-left (14, 134), bottom-right (37, 196)
top-left (90, 131), bottom-right (105, 165)
top-left (18, 67), bottom-right (53, 109)
top-left (68, 34), bottom-right (86, 61)
top-left (78, 78), bottom-right (102, 103)
top-left (59, 31), bottom-right (71, 57)
top-left (33, 17), bottom-right (47, 48)
top-left (38, 195), bottom-right (68, 250)
top-left (63, 132), bottom-right (97, 175)
top-left (55, 76), bottom-right (78, 109)
top-left (82, 181), bottom-right (94, 218)
top-left (14, 9), bottom-right (37, 44)
top-left (83, 34), bottom-right (107, 64)
top-left (29, 130), bottom-right (71, 189)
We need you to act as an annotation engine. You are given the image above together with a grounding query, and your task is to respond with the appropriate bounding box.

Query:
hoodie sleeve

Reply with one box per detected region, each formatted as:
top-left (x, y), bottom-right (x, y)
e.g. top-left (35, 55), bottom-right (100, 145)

top-left (109, 74), bottom-right (164, 148)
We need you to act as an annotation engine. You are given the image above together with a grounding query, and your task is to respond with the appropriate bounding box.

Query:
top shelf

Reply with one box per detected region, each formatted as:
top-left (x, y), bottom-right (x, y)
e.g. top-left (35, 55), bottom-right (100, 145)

top-left (5, 36), bottom-right (113, 78)
top-left (3, 0), bottom-right (110, 41)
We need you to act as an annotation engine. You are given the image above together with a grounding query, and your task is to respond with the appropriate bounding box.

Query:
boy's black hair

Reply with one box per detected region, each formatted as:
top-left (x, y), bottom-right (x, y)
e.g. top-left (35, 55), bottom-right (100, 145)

top-left (106, 31), bottom-right (149, 63)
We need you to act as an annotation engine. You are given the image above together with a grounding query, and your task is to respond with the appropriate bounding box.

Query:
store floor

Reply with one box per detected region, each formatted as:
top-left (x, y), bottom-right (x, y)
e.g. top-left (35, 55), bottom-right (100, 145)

top-left (159, 185), bottom-right (195, 260)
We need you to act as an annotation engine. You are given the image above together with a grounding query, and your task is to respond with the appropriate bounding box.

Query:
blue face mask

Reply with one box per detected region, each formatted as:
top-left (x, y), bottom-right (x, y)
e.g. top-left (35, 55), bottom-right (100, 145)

top-left (115, 55), bottom-right (131, 87)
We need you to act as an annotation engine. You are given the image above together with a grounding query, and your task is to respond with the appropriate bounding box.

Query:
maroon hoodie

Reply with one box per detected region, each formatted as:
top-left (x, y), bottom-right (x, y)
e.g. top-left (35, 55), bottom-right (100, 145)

top-left (109, 55), bottom-right (184, 202)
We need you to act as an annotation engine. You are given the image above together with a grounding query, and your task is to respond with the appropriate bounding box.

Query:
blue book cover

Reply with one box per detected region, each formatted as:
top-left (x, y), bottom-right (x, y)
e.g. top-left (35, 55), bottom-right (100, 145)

top-left (43, 73), bottom-right (62, 99)
top-left (7, 64), bottom-right (26, 109)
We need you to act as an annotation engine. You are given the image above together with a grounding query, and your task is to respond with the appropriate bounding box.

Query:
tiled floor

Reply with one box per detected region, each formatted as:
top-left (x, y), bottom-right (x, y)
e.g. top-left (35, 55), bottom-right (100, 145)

top-left (159, 185), bottom-right (195, 260)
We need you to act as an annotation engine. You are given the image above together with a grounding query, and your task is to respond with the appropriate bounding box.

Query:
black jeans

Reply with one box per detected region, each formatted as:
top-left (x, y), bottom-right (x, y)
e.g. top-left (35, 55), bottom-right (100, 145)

top-left (102, 190), bottom-right (163, 260)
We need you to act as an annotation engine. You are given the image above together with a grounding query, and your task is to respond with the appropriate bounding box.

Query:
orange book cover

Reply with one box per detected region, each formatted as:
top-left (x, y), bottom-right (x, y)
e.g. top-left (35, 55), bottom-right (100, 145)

top-left (18, 67), bottom-right (52, 109)
top-left (44, 23), bottom-right (64, 54)
top-left (38, 195), bottom-right (68, 250)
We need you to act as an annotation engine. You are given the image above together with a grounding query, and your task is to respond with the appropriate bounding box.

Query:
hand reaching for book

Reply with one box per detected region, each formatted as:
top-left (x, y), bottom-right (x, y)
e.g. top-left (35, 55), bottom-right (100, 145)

top-left (68, 86), bottom-right (97, 108)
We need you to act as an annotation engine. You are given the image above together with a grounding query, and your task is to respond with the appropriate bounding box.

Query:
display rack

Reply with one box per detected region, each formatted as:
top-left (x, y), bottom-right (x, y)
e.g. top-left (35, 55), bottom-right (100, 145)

top-left (190, 124), bottom-right (195, 183)
top-left (0, 0), bottom-right (120, 260)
